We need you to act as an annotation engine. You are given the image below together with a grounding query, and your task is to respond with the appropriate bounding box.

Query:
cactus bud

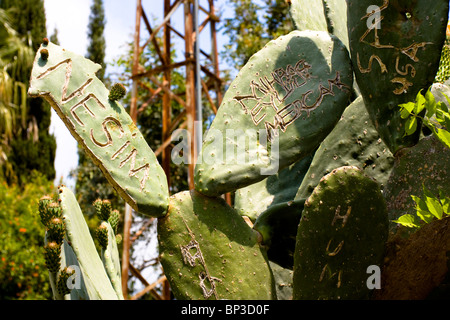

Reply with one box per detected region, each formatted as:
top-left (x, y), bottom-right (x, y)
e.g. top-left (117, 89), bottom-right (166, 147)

top-left (57, 267), bottom-right (75, 296)
top-left (95, 222), bottom-right (109, 249)
top-left (47, 202), bottom-right (62, 219)
top-left (108, 209), bottom-right (120, 234)
top-left (93, 199), bottom-right (112, 221)
top-left (108, 83), bottom-right (126, 101)
top-left (115, 234), bottom-right (122, 245)
top-left (38, 195), bottom-right (53, 227)
top-left (47, 217), bottom-right (66, 245)
top-left (43, 241), bottom-right (61, 273)
top-left (40, 48), bottom-right (49, 60)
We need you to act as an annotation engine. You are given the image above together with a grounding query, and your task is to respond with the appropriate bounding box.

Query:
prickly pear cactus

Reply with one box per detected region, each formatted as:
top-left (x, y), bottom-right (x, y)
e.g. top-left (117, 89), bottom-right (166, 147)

top-left (294, 96), bottom-right (394, 202)
top-left (234, 152), bottom-right (314, 222)
top-left (347, 0), bottom-right (449, 154)
top-left (290, 0), bottom-right (349, 49)
top-left (293, 166), bottom-right (388, 299)
top-left (157, 191), bottom-right (276, 300)
top-left (195, 30), bottom-right (353, 197)
top-left (253, 199), bottom-right (305, 270)
top-left (58, 186), bottom-right (121, 299)
top-left (28, 41), bottom-right (169, 218)
top-left (435, 36), bottom-right (450, 84)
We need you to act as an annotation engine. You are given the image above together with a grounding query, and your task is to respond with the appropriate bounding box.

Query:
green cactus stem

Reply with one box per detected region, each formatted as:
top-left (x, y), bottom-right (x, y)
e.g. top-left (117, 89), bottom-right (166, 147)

top-left (293, 166), bottom-right (388, 299)
top-left (347, 0), bottom-right (449, 154)
top-left (28, 41), bottom-right (169, 218)
top-left (158, 190), bottom-right (276, 300)
top-left (58, 185), bottom-right (120, 299)
top-left (100, 221), bottom-right (123, 299)
top-left (294, 96), bottom-right (394, 202)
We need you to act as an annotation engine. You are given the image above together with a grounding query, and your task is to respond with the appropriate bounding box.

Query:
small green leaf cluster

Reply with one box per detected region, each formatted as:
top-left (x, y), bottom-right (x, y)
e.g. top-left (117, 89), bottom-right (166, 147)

top-left (399, 88), bottom-right (450, 148)
top-left (393, 185), bottom-right (450, 230)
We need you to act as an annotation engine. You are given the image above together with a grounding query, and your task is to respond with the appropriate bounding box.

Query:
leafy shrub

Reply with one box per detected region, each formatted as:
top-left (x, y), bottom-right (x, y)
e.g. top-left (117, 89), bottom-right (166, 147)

top-left (0, 172), bottom-right (56, 299)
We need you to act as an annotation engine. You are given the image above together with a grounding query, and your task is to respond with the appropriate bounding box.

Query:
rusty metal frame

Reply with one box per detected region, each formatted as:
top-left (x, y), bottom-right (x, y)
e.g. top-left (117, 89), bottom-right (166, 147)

top-left (121, 0), bottom-right (223, 300)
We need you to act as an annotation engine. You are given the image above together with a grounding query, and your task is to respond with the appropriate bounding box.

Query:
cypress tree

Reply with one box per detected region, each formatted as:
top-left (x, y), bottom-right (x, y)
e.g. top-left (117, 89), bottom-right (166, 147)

top-left (0, 0), bottom-right (56, 185)
top-left (86, 0), bottom-right (106, 80)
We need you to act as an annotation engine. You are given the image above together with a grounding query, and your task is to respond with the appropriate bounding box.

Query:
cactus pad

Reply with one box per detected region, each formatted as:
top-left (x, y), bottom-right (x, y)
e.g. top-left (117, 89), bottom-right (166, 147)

top-left (157, 190), bottom-right (276, 300)
top-left (194, 30), bottom-right (353, 197)
top-left (347, 0), bottom-right (449, 154)
top-left (293, 166), bottom-right (388, 299)
top-left (28, 41), bottom-right (169, 217)
top-left (58, 186), bottom-right (119, 299)
top-left (234, 152), bottom-right (314, 222)
top-left (294, 96), bottom-right (394, 202)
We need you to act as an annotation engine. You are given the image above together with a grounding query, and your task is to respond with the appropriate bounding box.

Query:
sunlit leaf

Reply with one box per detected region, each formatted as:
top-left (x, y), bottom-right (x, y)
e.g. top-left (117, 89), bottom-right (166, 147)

top-left (414, 90), bottom-right (426, 114)
top-left (433, 127), bottom-right (450, 149)
top-left (422, 186), bottom-right (444, 219)
top-left (392, 214), bottom-right (421, 229)
top-left (405, 116), bottom-right (418, 135)
top-left (439, 190), bottom-right (450, 215)
top-left (411, 195), bottom-right (434, 224)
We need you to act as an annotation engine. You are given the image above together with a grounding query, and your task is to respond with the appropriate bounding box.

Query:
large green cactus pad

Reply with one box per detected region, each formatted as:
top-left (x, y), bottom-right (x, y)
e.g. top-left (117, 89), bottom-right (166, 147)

top-left (234, 152), bottom-right (314, 222)
top-left (293, 166), bottom-right (388, 299)
top-left (195, 30), bottom-right (353, 197)
top-left (28, 42), bottom-right (169, 217)
top-left (347, 0), bottom-right (449, 154)
top-left (295, 96), bottom-right (394, 202)
top-left (157, 191), bottom-right (276, 300)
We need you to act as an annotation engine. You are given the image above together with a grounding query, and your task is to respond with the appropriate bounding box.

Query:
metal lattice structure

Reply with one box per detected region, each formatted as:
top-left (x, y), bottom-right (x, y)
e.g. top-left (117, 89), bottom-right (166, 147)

top-left (121, 0), bottom-right (223, 300)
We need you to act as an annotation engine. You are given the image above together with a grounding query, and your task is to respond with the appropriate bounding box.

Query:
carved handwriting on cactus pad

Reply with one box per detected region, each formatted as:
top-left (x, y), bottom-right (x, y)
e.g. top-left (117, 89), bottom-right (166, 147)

top-left (358, 0), bottom-right (433, 95)
top-left (318, 206), bottom-right (351, 287)
top-left (32, 57), bottom-right (151, 193)
top-left (233, 60), bottom-right (349, 141)
top-left (180, 219), bottom-right (222, 299)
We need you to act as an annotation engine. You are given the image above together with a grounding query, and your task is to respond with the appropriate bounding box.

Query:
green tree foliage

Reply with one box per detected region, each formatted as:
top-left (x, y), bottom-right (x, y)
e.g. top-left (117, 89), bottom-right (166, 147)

top-left (0, 9), bottom-right (33, 179)
top-left (86, 0), bottom-right (106, 81)
top-left (222, 0), bottom-right (293, 70)
top-left (0, 0), bottom-right (56, 185)
top-left (0, 172), bottom-right (55, 299)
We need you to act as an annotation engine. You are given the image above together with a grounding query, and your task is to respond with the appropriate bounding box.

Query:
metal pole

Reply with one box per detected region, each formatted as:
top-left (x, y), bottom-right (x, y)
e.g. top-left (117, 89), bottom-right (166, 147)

top-left (122, 0), bottom-right (142, 299)
top-left (194, 0), bottom-right (202, 160)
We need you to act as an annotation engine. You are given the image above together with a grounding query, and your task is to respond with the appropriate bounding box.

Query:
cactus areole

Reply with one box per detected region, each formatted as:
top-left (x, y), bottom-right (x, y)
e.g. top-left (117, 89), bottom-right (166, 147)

top-left (28, 41), bottom-right (169, 218)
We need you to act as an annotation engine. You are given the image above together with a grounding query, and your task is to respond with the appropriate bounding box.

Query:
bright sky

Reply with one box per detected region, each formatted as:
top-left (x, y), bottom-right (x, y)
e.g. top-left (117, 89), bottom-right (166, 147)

top-left (44, 0), bottom-right (232, 190)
